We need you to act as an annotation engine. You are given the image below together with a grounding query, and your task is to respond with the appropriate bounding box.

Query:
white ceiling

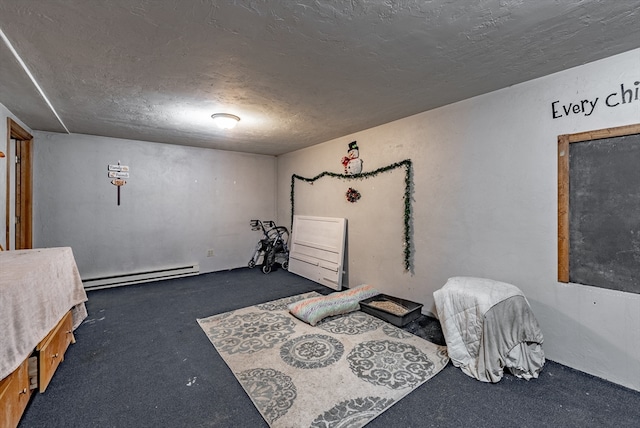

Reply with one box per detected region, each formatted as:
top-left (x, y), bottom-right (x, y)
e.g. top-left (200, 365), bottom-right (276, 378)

top-left (0, 1), bottom-right (639, 156)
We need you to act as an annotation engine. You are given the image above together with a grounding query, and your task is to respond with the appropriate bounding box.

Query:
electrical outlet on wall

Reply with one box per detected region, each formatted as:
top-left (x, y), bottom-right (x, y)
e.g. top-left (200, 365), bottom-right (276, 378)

top-left (207, 249), bottom-right (215, 257)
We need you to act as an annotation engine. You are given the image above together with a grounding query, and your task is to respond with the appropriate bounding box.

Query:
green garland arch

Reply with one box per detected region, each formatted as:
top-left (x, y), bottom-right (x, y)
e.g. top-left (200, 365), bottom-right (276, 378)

top-left (290, 159), bottom-right (413, 271)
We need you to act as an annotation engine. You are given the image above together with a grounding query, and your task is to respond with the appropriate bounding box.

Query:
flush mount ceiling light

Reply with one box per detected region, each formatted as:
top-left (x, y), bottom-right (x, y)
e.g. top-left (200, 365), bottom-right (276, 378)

top-left (211, 113), bottom-right (240, 130)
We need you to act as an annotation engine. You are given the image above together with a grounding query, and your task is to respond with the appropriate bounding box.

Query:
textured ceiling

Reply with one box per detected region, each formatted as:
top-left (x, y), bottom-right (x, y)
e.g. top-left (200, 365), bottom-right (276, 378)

top-left (0, 1), bottom-right (639, 155)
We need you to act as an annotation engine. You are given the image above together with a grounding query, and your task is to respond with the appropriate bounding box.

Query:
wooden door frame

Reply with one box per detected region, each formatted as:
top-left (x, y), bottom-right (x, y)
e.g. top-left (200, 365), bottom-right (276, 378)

top-left (6, 118), bottom-right (33, 250)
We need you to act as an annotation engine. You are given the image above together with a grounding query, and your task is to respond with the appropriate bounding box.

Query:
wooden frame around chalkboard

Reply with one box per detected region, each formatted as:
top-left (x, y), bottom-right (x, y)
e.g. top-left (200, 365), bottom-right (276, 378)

top-left (557, 123), bottom-right (640, 283)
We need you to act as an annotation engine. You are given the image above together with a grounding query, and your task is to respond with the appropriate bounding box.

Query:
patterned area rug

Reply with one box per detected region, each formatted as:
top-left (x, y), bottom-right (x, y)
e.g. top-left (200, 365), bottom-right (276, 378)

top-left (197, 292), bottom-right (449, 428)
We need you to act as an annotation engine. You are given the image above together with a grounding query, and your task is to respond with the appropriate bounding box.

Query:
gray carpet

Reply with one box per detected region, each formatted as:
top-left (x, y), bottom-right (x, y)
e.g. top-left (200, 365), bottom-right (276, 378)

top-left (18, 268), bottom-right (640, 427)
top-left (198, 292), bottom-right (448, 427)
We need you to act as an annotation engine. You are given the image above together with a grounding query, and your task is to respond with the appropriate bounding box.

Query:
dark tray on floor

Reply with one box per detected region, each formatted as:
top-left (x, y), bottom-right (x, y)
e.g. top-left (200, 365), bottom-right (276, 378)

top-left (359, 294), bottom-right (423, 327)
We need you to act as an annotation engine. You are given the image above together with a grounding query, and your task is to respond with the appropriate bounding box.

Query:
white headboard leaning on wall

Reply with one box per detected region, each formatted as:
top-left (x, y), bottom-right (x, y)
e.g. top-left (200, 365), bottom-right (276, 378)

top-left (288, 215), bottom-right (347, 291)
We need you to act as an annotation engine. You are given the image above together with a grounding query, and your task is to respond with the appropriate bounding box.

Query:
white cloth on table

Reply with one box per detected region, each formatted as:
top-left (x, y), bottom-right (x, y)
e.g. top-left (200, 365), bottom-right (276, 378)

top-left (434, 276), bottom-right (545, 383)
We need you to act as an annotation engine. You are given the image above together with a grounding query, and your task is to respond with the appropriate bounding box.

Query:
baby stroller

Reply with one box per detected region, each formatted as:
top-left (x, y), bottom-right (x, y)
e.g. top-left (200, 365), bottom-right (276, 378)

top-left (248, 220), bottom-right (290, 274)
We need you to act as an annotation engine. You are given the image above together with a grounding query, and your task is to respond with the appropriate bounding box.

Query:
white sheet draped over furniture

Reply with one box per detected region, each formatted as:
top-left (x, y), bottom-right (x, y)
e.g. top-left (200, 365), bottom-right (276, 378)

top-left (434, 276), bottom-right (545, 383)
top-left (0, 247), bottom-right (88, 380)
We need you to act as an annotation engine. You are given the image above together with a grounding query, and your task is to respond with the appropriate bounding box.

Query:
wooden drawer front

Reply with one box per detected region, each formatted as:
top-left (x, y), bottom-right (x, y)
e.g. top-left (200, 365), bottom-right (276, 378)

top-left (0, 358), bottom-right (32, 428)
top-left (37, 311), bottom-right (75, 393)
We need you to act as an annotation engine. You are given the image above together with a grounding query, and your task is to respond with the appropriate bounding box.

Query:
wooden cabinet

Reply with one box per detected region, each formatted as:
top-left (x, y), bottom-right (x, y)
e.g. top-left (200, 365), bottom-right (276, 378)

top-left (36, 310), bottom-right (75, 393)
top-left (0, 310), bottom-right (76, 427)
top-left (0, 358), bottom-right (32, 428)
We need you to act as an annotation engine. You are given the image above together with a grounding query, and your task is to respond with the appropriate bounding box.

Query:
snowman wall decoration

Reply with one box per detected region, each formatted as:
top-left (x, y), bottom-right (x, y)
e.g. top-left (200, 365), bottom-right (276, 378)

top-left (341, 141), bottom-right (363, 175)
top-left (341, 141), bottom-right (363, 203)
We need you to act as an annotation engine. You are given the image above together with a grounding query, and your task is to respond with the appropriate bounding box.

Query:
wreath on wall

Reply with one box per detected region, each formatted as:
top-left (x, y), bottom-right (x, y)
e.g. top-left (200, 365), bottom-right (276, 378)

top-left (290, 159), bottom-right (414, 271)
top-left (345, 187), bottom-right (361, 203)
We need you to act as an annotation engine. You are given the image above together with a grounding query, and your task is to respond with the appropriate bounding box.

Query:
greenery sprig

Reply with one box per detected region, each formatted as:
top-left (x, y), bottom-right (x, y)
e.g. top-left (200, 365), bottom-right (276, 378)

top-left (290, 159), bottom-right (413, 271)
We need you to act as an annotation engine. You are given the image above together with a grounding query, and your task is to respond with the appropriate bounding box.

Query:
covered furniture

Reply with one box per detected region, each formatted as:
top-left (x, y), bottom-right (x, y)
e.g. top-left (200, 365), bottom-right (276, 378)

top-left (1, 247), bottom-right (88, 427)
top-left (434, 276), bottom-right (544, 383)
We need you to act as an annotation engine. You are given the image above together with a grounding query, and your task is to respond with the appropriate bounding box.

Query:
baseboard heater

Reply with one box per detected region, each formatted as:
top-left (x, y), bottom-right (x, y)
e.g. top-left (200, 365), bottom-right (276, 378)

top-left (82, 264), bottom-right (200, 290)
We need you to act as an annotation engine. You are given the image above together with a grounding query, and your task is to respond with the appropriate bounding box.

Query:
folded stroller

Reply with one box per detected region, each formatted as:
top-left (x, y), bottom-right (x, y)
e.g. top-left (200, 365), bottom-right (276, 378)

top-left (248, 220), bottom-right (290, 274)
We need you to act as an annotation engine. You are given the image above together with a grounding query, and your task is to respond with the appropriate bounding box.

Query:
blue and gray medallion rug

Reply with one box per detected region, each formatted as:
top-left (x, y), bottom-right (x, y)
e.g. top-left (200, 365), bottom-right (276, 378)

top-left (197, 292), bottom-right (449, 428)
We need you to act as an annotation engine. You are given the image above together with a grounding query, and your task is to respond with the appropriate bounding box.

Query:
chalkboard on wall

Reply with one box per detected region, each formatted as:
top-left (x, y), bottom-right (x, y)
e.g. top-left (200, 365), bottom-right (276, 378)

top-left (558, 123), bottom-right (640, 294)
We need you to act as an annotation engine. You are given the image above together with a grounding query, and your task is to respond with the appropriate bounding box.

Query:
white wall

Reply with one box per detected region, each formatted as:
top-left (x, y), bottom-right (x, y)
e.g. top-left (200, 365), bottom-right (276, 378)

top-left (277, 48), bottom-right (640, 390)
top-left (33, 132), bottom-right (277, 279)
